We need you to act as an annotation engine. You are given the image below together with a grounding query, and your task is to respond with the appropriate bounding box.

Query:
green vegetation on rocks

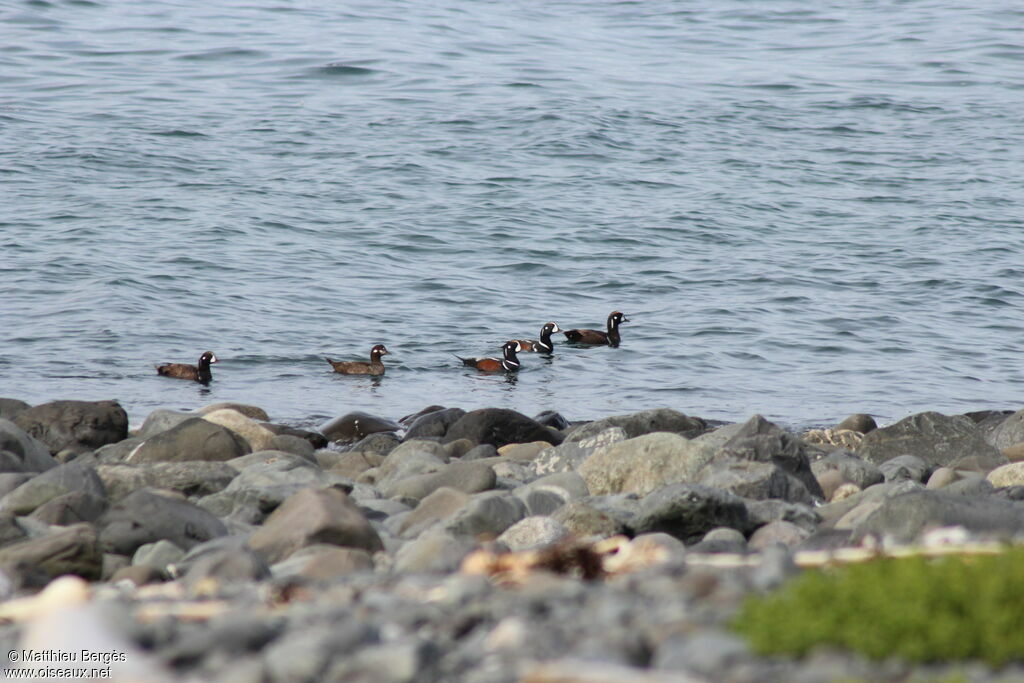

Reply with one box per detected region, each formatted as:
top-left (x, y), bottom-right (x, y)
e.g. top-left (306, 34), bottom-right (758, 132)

top-left (733, 547), bottom-right (1024, 666)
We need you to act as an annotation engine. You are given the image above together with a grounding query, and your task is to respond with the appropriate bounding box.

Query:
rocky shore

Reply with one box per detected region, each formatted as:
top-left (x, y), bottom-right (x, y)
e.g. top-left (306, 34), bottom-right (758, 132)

top-left (2, 397), bottom-right (1024, 682)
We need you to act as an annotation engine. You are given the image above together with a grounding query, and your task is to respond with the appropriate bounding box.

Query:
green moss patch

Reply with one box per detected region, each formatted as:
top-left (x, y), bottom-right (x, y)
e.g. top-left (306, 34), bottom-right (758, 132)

top-left (732, 548), bottom-right (1024, 666)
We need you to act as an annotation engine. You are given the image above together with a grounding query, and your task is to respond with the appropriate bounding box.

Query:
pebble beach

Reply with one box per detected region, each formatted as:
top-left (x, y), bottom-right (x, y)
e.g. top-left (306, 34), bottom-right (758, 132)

top-left (2, 396), bottom-right (1024, 682)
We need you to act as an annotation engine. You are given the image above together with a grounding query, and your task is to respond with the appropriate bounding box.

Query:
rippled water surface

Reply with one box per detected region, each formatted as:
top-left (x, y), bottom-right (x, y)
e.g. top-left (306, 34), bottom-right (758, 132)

top-left (3, 0), bottom-right (1024, 429)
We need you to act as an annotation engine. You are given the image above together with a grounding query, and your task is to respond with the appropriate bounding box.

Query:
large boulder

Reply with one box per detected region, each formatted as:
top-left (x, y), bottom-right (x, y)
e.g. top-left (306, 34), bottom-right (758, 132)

top-left (577, 432), bottom-right (714, 496)
top-left (0, 399), bottom-right (30, 421)
top-left (248, 487), bottom-right (383, 563)
top-left (98, 489), bottom-right (228, 555)
top-left (96, 461), bottom-right (238, 501)
top-left (986, 408), bottom-right (1024, 451)
top-left (632, 484), bottom-right (754, 543)
top-left (857, 412), bottom-right (1005, 470)
top-left (442, 409), bottom-right (562, 449)
top-left (443, 491), bottom-right (528, 539)
top-left (0, 461), bottom-right (106, 514)
top-left (533, 428), bottom-right (627, 476)
top-left (716, 415), bottom-right (825, 499)
top-left (0, 419), bottom-right (59, 473)
top-left (853, 489), bottom-right (1024, 544)
top-left (0, 523), bottom-right (102, 580)
top-left (125, 418), bottom-right (251, 464)
top-left (200, 409), bottom-right (276, 452)
top-left (403, 407), bottom-right (466, 440)
top-left (13, 400), bottom-right (128, 456)
top-left (381, 461), bottom-right (497, 502)
top-left (320, 412), bottom-right (400, 443)
top-left (695, 459), bottom-right (815, 504)
top-left (565, 408), bottom-right (706, 443)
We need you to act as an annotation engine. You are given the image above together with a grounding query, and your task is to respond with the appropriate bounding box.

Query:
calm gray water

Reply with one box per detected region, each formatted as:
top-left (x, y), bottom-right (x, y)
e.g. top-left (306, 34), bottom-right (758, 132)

top-left (3, 0), bottom-right (1024, 430)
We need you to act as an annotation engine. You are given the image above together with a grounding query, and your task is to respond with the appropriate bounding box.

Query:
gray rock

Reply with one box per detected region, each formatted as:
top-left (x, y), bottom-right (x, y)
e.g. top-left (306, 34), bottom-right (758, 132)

top-left (655, 631), bottom-right (751, 676)
top-left (444, 491), bottom-right (528, 539)
top-left (184, 546), bottom-right (271, 587)
top-left (878, 454), bottom-right (932, 483)
top-left (99, 489), bottom-right (228, 555)
top-left (459, 443), bottom-right (498, 461)
top-left (690, 527), bottom-right (747, 553)
top-left (0, 461), bottom-right (107, 514)
top-left (259, 422), bottom-right (328, 450)
top-left (318, 450), bottom-right (383, 478)
top-left (579, 432), bottom-right (715, 497)
top-left (943, 475), bottom-right (994, 497)
top-left (320, 411), bottom-right (400, 443)
top-left (748, 520), bottom-right (811, 549)
top-left (196, 402), bottom-right (269, 421)
top-left (816, 480), bottom-right (919, 527)
top-left (853, 489), bottom-right (1024, 543)
top-left (513, 487), bottom-right (567, 516)
top-left (858, 411), bottom-right (1005, 469)
top-left (13, 400), bottom-right (128, 456)
top-left (810, 450), bottom-right (884, 490)
top-left (695, 458), bottom-right (814, 504)
top-left (524, 471), bottom-right (590, 501)
top-left (382, 461), bottom-right (497, 502)
top-left (552, 500), bottom-right (628, 538)
top-left (126, 418), bottom-right (251, 464)
top-left (271, 545), bottom-right (375, 580)
top-left (110, 563), bottom-right (164, 586)
top-left (0, 523), bottom-right (102, 580)
top-left (248, 486), bottom-right (383, 563)
top-left (96, 461), bottom-right (238, 501)
top-left (394, 530), bottom-right (474, 574)
top-left (29, 491), bottom-right (107, 525)
top-left (532, 429), bottom-right (624, 476)
top-left (397, 487), bottom-right (471, 537)
top-left (533, 410), bottom-right (570, 431)
top-left (136, 408), bottom-right (193, 440)
top-left (497, 516), bottom-right (569, 551)
top-left (986, 408), bottom-right (1024, 450)
top-left (325, 638), bottom-right (439, 683)
top-left (442, 408), bottom-right (562, 449)
top-left (716, 414), bottom-right (826, 499)
top-left (263, 624), bottom-right (380, 683)
top-left (835, 414), bottom-right (878, 433)
top-left (0, 399), bottom-right (30, 421)
top-left (633, 483), bottom-right (754, 543)
top-left (376, 439), bottom-right (449, 482)
top-left (350, 431), bottom-right (402, 457)
top-left (132, 539), bottom-right (185, 570)
top-left (744, 499), bottom-right (821, 533)
top-left (565, 408), bottom-right (706, 443)
top-left (404, 407), bottom-right (466, 440)
top-left (268, 434), bottom-right (315, 459)
top-left (443, 438), bottom-right (475, 459)
top-left (93, 437), bottom-right (144, 463)
top-left (0, 419), bottom-right (59, 473)
top-left (0, 512), bottom-right (27, 548)
top-left (0, 473), bottom-right (32, 499)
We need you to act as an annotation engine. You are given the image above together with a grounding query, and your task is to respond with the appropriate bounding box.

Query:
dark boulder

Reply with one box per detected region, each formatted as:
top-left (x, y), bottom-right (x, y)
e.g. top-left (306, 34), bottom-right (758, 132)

top-left (716, 415), bottom-right (825, 499)
top-left (98, 489), bottom-right (228, 555)
top-left (126, 418), bottom-right (251, 464)
top-left (853, 489), bottom-right (1024, 544)
top-left (320, 411), bottom-right (400, 443)
top-left (403, 407), bottom-right (466, 440)
top-left (632, 483), bottom-right (754, 543)
top-left (13, 400), bottom-right (128, 456)
top-left (0, 523), bottom-right (102, 580)
top-left (858, 411), bottom-right (1005, 469)
top-left (442, 408), bottom-right (562, 449)
top-left (0, 419), bottom-right (59, 473)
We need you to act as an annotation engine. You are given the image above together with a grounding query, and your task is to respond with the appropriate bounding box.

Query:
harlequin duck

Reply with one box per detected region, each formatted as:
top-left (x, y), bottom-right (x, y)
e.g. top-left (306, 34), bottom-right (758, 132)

top-left (563, 311), bottom-right (629, 347)
top-left (156, 351), bottom-right (218, 383)
top-left (514, 322), bottom-right (561, 354)
top-left (455, 341), bottom-right (522, 372)
top-left (325, 344), bottom-right (390, 376)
